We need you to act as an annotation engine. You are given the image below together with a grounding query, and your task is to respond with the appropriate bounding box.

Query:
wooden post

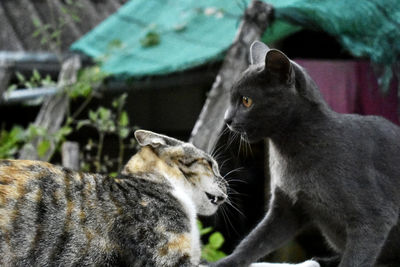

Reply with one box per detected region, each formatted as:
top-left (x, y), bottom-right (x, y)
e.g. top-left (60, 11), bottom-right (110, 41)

top-left (62, 141), bottom-right (80, 171)
top-left (0, 59), bottom-right (12, 104)
top-left (190, 0), bottom-right (273, 152)
top-left (18, 56), bottom-right (81, 161)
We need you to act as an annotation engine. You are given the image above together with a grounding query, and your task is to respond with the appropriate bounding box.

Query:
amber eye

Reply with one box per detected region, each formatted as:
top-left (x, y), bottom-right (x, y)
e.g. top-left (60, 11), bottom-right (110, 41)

top-left (242, 96), bottom-right (253, 108)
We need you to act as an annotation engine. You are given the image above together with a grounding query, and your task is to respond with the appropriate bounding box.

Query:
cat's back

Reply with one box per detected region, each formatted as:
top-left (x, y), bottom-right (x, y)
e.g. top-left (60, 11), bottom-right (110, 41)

top-left (0, 159), bottom-right (195, 266)
top-left (0, 159), bottom-right (124, 265)
top-left (334, 113), bottom-right (400, 157)
top-left (316, 113), bottom-right (400, 204)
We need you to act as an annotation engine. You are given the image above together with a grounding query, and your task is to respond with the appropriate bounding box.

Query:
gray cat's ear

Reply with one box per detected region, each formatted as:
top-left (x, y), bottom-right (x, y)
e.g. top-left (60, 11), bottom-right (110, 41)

top-left (250, 41), bottom-right (270, 65)
top-left (265, 49), bottom-right (292, 82)
top-left (134, 130), bottom-right (181, 148)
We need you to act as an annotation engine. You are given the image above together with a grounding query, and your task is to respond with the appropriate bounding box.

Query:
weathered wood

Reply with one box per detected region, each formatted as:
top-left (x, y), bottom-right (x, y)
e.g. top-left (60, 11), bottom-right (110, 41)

top-left (0, 59), bottom-right (13, 104)
top-left (62, 141), bottom-right (80, 171)
top-left (18, 56), bottom-right (81, 161)
top-left (190, 0), bottom-right (273, 152)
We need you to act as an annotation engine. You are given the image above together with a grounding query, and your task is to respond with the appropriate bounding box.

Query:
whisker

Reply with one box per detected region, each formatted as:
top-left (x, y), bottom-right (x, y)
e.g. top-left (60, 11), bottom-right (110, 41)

top-left (220, 204), bottom-right (241, 237)
top-left (225, 199), bottom-right (246, 218)
top-left (223, 167), bottom-right (245, 179)
top-left (227, 179), bottom-right (249, 185)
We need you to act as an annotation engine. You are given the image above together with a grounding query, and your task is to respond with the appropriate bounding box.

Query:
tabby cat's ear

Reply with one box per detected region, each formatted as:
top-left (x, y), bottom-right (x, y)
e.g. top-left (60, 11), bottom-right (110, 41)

top-left (250, 41), bottom-right (270, 65)
top-left (134, 130), bottom-right (181, 147)
top-left (265, 49), bottom-right (292, 83)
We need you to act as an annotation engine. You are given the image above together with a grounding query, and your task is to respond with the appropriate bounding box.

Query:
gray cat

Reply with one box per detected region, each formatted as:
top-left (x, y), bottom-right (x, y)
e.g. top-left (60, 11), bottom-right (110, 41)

top-left (214, 41), bottom-right (400, 267)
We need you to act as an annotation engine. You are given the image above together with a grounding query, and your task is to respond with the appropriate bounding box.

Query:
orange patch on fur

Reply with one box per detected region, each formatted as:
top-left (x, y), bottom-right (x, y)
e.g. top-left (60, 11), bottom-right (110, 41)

top-left (167, 233), bottom-right (191, 253)
top-left (123, 146), bottom-right (184, 180)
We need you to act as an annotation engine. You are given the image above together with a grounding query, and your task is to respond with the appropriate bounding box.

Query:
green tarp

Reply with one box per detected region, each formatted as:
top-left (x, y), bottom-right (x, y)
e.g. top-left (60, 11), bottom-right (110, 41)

top-left (71, 0), bottom-right (400, 78)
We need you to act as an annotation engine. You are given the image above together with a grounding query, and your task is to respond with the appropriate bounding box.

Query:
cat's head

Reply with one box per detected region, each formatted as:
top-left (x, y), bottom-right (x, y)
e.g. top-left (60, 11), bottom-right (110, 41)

top-left (224, 41), bottom-right (304, 142)
top-left (124, 130), bottom-right (227, 216)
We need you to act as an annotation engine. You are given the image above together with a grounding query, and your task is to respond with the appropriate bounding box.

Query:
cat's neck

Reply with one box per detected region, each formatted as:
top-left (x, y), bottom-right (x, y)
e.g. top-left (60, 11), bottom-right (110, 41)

top-left (268, 62), bottom-right (336, 155)
top-left (269, 104), bottom-right (335, 158)
top-left (122, 146), bottom-right (185, 183)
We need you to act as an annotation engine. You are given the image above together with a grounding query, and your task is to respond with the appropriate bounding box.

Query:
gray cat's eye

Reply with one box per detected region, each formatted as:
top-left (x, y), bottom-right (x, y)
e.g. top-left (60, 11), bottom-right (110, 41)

top-left (242, 96), bottom-right (253, 108)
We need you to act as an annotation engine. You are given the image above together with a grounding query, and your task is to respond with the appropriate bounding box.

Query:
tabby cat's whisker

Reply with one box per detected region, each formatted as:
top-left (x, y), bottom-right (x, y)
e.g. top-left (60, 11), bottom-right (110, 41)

top-left (219, 204), bottom-right (240, 237)
top-left (225, 198), bottom-right (246, 218)
top-left (223, 167), bottom-right (245, 179)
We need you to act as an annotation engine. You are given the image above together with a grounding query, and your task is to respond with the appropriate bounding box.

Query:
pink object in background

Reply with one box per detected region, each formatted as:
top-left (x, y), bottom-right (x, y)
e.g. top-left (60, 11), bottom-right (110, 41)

top-left (295, 60), bottom-right (399, 125)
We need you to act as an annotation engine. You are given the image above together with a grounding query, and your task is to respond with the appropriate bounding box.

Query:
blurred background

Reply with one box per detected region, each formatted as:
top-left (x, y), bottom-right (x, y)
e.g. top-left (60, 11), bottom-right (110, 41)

top-left (0, 0), bottom-right (399, 263)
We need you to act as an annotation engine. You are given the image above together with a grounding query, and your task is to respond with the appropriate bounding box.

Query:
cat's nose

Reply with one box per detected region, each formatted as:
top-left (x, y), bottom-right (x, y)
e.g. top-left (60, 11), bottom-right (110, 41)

top-left (225, 117), bottom-right (233, 126)
top-left (206, 192), bottom-right (227, 205)
top-left (224, 109), bottom-right (233, 126)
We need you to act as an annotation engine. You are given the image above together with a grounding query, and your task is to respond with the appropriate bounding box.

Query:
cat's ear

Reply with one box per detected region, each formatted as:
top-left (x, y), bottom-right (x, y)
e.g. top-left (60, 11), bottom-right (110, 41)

top-left (134, 130), bottom-right (181, 148)
top-left (265, 49), bottom-right (293, 83)
top-left (250, 41), bottom-right (270, 65)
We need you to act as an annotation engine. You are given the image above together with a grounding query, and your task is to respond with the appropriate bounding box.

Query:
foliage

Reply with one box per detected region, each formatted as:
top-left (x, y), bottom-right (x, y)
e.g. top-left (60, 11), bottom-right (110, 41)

top-left (198, 220), bottom-right (227, 262)
top-left (1, 61), bottom-right (136, 175)
top-left (0, 126), bottom-right (25, 159)
top-left (0, 0), bottom-right (136, 173)
top-left (77, 93), bottom-right (137, 173)
top-left (7, 70), bottom-right (55, 93)
top-left (32, 0), bottom-right (82, 53)
top-left (68, 66), bottom-right (107, 99)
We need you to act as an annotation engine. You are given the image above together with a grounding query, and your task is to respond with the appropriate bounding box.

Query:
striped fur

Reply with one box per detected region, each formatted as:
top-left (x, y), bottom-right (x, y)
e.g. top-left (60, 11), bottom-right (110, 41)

top-left (0, 130), bottom-right (227, 266)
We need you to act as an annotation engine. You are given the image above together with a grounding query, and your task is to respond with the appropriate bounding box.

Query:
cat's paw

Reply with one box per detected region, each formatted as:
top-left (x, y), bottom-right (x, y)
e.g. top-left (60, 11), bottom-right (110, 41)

top-left (249, 260), bottom-right (320, 267)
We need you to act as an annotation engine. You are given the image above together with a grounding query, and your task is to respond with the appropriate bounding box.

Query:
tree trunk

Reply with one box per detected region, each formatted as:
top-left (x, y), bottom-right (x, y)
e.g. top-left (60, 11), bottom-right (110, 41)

top-left (18, 56), bottom-right (81, 161)
top-left (190, 0), bottom-right (273, 152)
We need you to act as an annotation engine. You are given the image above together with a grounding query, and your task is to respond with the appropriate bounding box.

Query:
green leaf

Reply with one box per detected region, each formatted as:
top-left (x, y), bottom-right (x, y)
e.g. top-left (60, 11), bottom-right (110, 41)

top-left (200, 226), bottom-right (213, 236)
top-left (119, 111), bottom-right (129, 127)
top-left (54, 126), bottom-right (72, 142)
top-left (16, 72), bottom-right (25, 83)
top-left (33, 69), bottom-right (41, 82)
top-left (32, 17), bottom-right (42, 27)
top-left (98, 107), bottom-right (111, 121)
top-left (7, 84), bottom-right (17, 93)
top-left (70, 13), bottom-right (81, 22)
top-left (119, 128), bottom-right (130, 139)
top-left (50, 30), bottom-right (61, 40)
top-left (197, 220), bottom-right (203, 229)
top-left (38, 140), bottom-right (51, 157)
top-left (32, 29), bottom-right (42, 38)
top-left (89, 110), bottom-right (97, 121)
top-left (209, 232), bottom-right (224, 249)
top-left (140, 31), bottom-right (160, 48)
top-left (109, 172), bottom-right (118, 178)
top-left (0, 126), bottom-right (25, 159)
top-left (201, 244), bottom-right (227, 262)
top-left (108, 39), bottom-right (123, 49)
top-left (76, 120), bottom-right (90, 130)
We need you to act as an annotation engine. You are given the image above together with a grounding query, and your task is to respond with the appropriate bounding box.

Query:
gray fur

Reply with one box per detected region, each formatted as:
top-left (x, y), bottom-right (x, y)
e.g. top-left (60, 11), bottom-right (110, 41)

top-left (216, 41), bottom-right (400, 267)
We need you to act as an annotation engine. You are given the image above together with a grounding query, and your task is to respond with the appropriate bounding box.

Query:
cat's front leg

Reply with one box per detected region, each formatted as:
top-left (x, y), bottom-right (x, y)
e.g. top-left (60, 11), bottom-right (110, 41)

top-left (212, 189), bottom-right (307, 267)
top-left (339, 222), bottom-right (393, 267)
top-left (250, 260), bottom-right (320, 267)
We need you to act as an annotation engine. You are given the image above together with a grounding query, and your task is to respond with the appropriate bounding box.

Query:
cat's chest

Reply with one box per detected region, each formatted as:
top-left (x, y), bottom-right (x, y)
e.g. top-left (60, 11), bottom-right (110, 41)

top-left (269, 142), bottom-right (305, 198)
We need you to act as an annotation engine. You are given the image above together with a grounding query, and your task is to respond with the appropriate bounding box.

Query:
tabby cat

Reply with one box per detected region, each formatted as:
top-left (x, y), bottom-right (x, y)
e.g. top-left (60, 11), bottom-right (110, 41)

top-left (214, 41), bottom-right (400, 267)
top-left (0, 130), bottom-right (228, 266)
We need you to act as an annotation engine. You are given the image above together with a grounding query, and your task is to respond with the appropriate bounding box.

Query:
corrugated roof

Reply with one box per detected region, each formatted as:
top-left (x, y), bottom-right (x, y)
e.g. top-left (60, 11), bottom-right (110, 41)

top-left (0, 0), bottom-right (128, 52)
top-left (71, 0), bottom-right (400, 79)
